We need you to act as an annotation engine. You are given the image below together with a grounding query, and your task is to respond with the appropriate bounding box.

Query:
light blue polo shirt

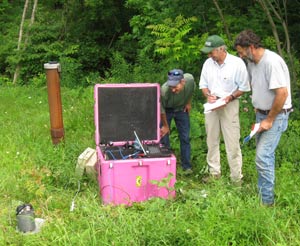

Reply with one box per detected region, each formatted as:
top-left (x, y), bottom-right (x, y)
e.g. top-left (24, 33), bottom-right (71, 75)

top-left (199, 52), bottom-right (250, 98)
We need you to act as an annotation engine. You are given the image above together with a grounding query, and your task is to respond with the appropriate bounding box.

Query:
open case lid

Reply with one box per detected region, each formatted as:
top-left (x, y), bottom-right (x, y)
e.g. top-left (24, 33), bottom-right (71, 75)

top-left (94, 83), bottom-right (160, 146)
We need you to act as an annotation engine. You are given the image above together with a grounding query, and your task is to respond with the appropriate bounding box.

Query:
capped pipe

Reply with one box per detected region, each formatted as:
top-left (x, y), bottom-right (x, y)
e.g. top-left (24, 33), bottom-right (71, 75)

top-left (16, 204), bottom-right (36, 233)
top-left (44, 61), bottom-right (64, 145)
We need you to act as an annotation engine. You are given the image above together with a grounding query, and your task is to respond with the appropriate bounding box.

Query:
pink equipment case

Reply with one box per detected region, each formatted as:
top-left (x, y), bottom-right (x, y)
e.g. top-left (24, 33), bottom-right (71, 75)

top-left (94, 83), bottom-right (176, 205)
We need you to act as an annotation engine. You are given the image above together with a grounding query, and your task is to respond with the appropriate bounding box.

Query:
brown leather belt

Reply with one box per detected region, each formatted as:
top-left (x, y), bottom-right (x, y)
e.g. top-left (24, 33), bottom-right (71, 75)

top-left (256, 108), bottom-right (293, 115)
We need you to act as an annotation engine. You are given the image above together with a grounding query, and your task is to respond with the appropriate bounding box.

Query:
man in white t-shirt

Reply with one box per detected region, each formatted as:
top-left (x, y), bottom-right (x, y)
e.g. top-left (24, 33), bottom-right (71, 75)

top-left (235, 30), bottom-right (293, 206)
top-left (199, 35), bottom-right (250, 184)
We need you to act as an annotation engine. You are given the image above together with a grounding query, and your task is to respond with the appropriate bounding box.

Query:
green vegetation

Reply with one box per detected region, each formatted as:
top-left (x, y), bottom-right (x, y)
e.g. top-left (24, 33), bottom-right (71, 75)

top-left (1, 85), bottom-right (300, 245)
top-left (1, 1), bottom-right (300, 245)
top-left (1, 2), bottom-right (300, 93)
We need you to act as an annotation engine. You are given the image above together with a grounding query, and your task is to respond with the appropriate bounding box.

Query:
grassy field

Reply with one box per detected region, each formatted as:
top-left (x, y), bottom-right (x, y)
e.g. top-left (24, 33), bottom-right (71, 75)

top-left (1, 85), bottom-right (300, 245)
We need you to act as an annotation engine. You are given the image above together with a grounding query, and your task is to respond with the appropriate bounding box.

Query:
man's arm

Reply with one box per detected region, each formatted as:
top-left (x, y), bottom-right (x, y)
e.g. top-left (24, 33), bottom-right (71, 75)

top-left (259, 87), bottom-right (288, 131)
top-left (224, 89), bottom-right (244, 104)
top-left (160, 113), bottom-right (169, 137)
top-left (184, 98), bottom-right (192, 113)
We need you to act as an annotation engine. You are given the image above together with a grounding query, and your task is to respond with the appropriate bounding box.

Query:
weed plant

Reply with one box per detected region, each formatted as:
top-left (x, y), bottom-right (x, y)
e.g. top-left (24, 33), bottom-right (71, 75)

top-left (1, 85), bottom-right (300, 245)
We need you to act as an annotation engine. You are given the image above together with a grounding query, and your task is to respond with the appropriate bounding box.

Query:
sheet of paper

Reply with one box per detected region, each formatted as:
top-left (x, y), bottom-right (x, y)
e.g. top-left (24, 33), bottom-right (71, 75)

top-left (203, 98), bottom-right (226, 114)
top-left (243, 123), bottom-right (260, 144)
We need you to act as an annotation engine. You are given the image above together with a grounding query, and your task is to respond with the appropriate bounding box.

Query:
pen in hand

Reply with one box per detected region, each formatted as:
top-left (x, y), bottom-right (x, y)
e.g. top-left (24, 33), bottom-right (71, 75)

top-left (206, 92), bottom-right (218, 103)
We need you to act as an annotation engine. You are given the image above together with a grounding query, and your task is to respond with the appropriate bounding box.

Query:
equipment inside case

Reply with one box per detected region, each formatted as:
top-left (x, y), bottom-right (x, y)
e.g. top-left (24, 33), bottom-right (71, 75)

top-left (101, 143), bottom-right (172, 160)
top-left (96, 84), bottom-right (173, 160)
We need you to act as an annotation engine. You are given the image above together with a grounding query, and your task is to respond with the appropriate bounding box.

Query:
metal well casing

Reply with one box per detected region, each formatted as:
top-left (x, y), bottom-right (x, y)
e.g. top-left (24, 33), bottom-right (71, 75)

top-left (44, 62), bottom-right (64, 145)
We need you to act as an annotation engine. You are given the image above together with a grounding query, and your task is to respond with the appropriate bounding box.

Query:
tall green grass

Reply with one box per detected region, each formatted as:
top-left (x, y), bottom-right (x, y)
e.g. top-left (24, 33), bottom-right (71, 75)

top-left (1, 85), bottom-right (300, 245)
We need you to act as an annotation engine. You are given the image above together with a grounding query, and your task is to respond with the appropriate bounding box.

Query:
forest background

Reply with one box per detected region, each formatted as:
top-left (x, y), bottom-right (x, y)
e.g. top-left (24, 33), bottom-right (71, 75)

top-left (1, 0), bottom-right (300, 245)
top-left (1, 0), bottom-right (300, 92)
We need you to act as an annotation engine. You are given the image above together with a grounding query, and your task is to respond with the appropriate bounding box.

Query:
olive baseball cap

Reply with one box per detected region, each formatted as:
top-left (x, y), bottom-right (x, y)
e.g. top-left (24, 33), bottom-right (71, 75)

top-left (201, 35), bottom-right (225, 54)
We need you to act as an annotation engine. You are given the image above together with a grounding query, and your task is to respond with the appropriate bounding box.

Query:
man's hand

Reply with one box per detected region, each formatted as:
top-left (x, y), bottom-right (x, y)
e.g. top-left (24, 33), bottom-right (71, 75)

top-left (160, 125), bottom-right (169, 137)
top-left (256, 87), bottom-right (288, 133)
top-left (257, 118), bottom-right (273, 133)
top-left (184, 102), bottom-right (192, 113)
top-left (207, 94), bottom-right (218, 103)
top-left (160, 113), bottom-right (169, 137)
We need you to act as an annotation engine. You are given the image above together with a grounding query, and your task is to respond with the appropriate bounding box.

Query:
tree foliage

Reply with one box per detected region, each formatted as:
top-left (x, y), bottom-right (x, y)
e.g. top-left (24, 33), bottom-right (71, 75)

top-left (147, 15), bottom-right (202, 71)
top-left (0, 0), bottom-right (299, 97)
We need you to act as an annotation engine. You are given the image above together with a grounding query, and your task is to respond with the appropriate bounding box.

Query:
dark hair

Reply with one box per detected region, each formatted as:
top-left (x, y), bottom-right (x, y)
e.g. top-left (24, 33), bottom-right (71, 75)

top-left (234, 30), bottom-right (263, 49)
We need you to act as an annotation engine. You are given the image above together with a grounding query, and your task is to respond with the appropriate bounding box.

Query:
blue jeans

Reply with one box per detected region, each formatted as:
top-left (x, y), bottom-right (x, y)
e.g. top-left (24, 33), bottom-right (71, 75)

top-left (255, 111), bottom-right (290, 205)
top-left (161, 109), bottom-right (191, 170)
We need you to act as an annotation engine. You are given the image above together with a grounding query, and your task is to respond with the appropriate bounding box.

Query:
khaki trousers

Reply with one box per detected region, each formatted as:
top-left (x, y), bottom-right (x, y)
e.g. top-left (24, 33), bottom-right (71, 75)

top-left (204, 99), bottom-right (242, 181)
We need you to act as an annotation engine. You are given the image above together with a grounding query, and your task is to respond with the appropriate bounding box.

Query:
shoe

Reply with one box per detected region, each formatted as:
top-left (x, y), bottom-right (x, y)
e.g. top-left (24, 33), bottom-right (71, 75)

top-left (202, 174), bottom-right (221, 183)
top-left (182, 168), bottom-right (193, 175)
top-left (231, 179), bottom-right (243, 187)
top-left (261, 202), bottom-right (274, 208)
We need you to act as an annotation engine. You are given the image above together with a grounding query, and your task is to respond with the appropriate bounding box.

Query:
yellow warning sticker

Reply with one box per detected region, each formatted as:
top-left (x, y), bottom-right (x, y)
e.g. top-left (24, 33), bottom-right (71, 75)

top-left (136, 176), bottom-right (142, 187)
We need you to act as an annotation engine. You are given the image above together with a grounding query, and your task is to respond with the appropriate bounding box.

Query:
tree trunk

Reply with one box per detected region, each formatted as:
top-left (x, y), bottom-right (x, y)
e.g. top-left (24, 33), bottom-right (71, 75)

top-left (13, 0), bottom-right (38, 85)
top-left (257, 0), bottom-right (283, 57)
top-left (13, 0), bottom-right (29, 85)
top-left (265, 0), bottom-right (296, 87)
top-left (257, 0), bottom-right (297, 89)
top-left (24, 0), bottom-right (38, 47)
top-left (212, 0), bottom-right (232, 41)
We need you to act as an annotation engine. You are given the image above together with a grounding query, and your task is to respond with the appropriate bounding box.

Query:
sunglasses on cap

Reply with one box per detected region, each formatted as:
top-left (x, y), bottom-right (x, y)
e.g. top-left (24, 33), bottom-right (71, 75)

top-left (168, 71), bottom-right (182, 76)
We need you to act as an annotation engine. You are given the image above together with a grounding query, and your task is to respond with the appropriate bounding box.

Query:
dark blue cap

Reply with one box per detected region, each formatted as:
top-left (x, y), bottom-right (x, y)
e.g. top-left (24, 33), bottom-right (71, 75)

top-left (167, 69), bottom-right (184, 86)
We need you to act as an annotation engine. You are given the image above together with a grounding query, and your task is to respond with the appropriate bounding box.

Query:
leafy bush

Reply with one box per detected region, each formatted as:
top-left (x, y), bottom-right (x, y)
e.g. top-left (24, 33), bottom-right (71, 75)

top-left (105, 51), bottom-right (166, 84)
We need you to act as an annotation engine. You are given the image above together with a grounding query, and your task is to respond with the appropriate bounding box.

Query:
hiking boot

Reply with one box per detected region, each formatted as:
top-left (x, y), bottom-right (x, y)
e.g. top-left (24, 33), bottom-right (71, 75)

top-left (202, 174), bottom-right (221, 183)
top-left (182, 168), bottom-right (193, 175)
top-left (261, 202), bottom-right (274, 208)
top-left (231, 179), bottom-right (243, 187)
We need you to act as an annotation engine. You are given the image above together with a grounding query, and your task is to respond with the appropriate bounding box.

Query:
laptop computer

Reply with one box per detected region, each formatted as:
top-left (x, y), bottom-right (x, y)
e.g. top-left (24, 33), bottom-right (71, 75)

top-left (134, 131), bottom-right (172, 158)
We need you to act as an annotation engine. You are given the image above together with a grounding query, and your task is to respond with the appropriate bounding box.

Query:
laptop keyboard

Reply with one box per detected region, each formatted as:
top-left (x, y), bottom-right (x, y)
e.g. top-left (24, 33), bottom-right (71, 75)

top-left (146, 145), bottom-right (161, 154)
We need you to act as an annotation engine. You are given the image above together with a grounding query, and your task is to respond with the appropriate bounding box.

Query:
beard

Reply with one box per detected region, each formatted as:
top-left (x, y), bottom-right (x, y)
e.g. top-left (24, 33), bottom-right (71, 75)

top-left (246, 48), bottom-right (254, 62)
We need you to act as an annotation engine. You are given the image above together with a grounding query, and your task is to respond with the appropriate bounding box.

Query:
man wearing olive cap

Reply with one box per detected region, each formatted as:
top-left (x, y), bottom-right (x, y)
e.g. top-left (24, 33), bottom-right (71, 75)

top-left (199, 35), bottom-right (250, 184)
top-left (160, 69), bottom-right (196, 174)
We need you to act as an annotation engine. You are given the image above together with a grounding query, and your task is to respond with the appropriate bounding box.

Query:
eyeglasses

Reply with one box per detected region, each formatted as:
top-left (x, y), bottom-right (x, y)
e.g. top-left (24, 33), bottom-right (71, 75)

top-left (168, 71), bottom-right (182, 76)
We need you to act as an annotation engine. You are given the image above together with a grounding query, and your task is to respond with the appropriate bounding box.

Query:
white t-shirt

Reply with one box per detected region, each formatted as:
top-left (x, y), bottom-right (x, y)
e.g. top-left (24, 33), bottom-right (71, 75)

top-left (199, 52), bottom-right (250, 98)
top-left (248, 49), bottom-right (292, 110)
